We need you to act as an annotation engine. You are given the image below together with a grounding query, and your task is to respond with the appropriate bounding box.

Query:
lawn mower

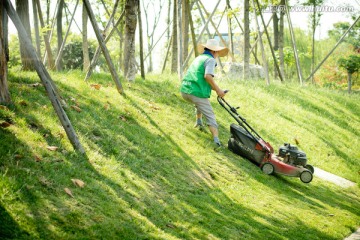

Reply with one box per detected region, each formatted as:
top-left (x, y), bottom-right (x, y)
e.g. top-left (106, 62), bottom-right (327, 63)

top-left (218, 95), bottom-right (314, 183)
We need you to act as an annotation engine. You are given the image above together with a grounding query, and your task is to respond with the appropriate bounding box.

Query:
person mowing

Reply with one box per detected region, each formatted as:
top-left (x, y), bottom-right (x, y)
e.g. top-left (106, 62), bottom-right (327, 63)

top-left (180, 39), bottom-right (229, 150)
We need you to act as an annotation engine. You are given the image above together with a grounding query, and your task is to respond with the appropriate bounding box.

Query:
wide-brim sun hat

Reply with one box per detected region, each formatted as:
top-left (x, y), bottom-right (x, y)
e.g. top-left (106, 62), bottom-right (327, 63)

top-left (197, 39), bottom-right (229, 57)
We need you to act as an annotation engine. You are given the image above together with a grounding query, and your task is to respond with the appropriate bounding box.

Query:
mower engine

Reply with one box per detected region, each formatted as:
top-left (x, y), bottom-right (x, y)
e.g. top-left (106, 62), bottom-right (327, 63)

top-left (279, 143), bottom-right (307, 167)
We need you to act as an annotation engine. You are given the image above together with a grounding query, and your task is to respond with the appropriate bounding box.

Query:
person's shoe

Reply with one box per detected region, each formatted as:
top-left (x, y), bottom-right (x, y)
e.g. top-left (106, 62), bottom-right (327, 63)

top-left (194, 123), bottom-right (207, 132)
top-left (214, 142), bottom-right (223, 151)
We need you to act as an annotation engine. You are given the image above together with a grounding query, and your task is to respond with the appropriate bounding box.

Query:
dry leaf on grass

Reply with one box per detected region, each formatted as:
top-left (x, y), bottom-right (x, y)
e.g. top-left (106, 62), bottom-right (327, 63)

top-left (71, 179), bottom-right (85, 188)
top-left (14, 154), bottom-right (23, 159)
top-left (19, 100), bottom-right (28, 106)
top-left (46, 146), bottom-right (58, 151)
top-left (90, 84), bottom-right (102, 90)
top-left (71, 105), bottom-right (82, 112)
top-left (34, 155), bottom-right (42, 162)
top-left (64, 188), bottom-right (74, 197)
top-left (0, 122), bottom-right (11, 128)
top-left (146, 101), bottom-right (160, 110)
top-left (119, 115), bottom-right (127, 121)
top-left (0, 105), bottom-right (9, 110)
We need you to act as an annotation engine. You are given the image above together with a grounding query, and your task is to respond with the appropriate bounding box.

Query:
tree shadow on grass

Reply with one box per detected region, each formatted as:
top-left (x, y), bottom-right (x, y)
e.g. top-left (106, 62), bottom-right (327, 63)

top-left (0, 202), bottom-right (30, 239)
top-left (2, 73), bottom-right (359, 239)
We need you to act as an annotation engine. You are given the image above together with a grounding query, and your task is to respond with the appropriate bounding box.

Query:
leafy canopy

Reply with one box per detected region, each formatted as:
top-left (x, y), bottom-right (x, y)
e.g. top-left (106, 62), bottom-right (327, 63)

top-left (338, 55), bottom-right (360, 74)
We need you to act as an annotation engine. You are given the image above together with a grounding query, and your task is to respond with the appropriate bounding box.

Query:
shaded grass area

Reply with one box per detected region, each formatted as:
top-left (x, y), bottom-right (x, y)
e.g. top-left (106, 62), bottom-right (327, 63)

top-left (0, 70), bottom-right (359, 239)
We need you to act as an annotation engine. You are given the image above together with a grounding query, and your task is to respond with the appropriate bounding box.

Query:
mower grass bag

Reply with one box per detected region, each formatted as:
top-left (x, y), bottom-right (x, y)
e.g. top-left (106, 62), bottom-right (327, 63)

top-left (228, 123), bottom-right (265, 165)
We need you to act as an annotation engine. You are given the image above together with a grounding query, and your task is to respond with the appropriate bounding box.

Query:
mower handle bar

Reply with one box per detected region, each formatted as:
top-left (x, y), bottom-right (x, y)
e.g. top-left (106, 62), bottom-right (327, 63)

top-left (217, 95), bottom-right (264, 142)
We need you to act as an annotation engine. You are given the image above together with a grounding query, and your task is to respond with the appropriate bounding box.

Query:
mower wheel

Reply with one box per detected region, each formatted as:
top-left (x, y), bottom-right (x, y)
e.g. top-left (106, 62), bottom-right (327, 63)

top-left (300, 170), bottom-right (313, 183)
top-left (261, 163), bottom-right (274, 175)
top-left (305, 164), bottom-right (314, 174)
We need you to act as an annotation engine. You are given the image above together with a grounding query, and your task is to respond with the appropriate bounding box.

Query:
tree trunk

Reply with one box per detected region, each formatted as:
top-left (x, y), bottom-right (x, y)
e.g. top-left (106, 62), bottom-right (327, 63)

top-left (279, 0), bottom-right (285, 81)
top-left (255, 0), bottom-right (283, 82)
top-left (123, 0), bottom-right (138, 82)
top-left (347, 71), bottom-right (352, 94)
top-left (82, 3), bottom-right (90, 72)
top-left (46, 0), bottom-right (50, 25)
top-left (285, 1), bottom-right (303, 84)
top-left (243, 0), bottom-right (250, 79)
top-left (32, 0), bottom-right (41, 58)
top-left (56, 0), bottom-right (64, 71)
top-left (306, 15), bottom-right (360, 81)
top-left (177, 0), bottom-right (183, 79)
top-left (84, 2), bottom-right (123, 80)
top-left (83, 0), bottom-right (124, 94)
top-left (171, 0), bottom-right (177, 73)
top-left (138, 0), bottom-right (145, 79)
top-left (188, 1), bottom-right (197, 57)
top-left (55, 0), bottom-right (79, 71)
top-left (35, 0), bottom-right (55, 70)
top-left (16, 0), bottom-right (34, 71)
top-left (181, 0), bottom-right (189, 65)
top-left (0, 4), bottom-right (11, 104)
top-left (273, 11), bottom-right (279, 79)
top-left (226, 0), bottom-right (234, 56)
top-left (4, 0), bottom-right (85, 153)
top-left (166, 0), bottom-right (171, 41)
top-left (311, 2), bottom-right (316, 84)
top-left (198, 0), bottom-right (235, 61)
top-left (251, 0), bottom-right (269, 84)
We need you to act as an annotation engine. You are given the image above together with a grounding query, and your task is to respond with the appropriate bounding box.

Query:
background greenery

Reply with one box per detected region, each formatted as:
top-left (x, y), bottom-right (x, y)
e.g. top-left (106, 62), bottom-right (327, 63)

top-left (0, 70), bottom-right (359, 239)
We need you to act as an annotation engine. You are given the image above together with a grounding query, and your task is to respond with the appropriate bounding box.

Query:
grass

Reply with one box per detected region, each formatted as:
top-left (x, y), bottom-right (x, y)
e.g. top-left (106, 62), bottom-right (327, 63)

top-left (0, 69), bottom-right (359, 240)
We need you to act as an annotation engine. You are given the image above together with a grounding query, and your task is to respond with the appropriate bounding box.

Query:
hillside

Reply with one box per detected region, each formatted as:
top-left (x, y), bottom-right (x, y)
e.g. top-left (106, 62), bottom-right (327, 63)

top-left (0, 70), bottom-right (359, 240)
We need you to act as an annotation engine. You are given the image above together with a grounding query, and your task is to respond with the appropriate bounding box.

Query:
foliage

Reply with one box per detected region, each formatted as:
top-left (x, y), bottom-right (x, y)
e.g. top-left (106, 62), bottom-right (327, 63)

top-left (62, 39), bottom-right (96, 70)
top-left (7, 35), bottom-right (21, 68)
top-left (328, 20), bottom-right (360, 50)
top-left (314, 43), bottom-right (358, 89)
top-left (0, 70), bottom-right (359, 239)
top-left (338, 55), bottom-right (360, 74)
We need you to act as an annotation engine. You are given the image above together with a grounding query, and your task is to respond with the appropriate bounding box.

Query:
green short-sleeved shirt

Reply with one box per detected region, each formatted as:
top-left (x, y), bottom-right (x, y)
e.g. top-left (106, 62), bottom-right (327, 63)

top-left (180, 54), bottom-right (213, 98)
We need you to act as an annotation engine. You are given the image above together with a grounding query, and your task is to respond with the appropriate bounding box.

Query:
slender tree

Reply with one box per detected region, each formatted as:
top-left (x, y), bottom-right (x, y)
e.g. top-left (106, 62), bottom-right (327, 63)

top-left (243, 0), bottom-right (250, 79)
top-left (141, 0), bottom-right (164, 73)
top-left (226, 0), bottom-right (234, 55)
top-left (82, 3), bottom-right (90, 72)
top-left (138, 0), bottom-right (145, 79)
top-left (35, 0), bottom-right (55, 70)
top-left (303, 0), bottom-right (324, 84)
top-left (188, 1), bottom-right (197, 57)
top-left (177, 0), bottom-right (183, 79)
top-left (16, 0), bottom-right (34, 71)
top-left (279, 0), bottom-right (285, 80)
top-left (4, 0), bottom-right (85, 152)
top-left (56, 0), bottom-right (64, 71)
top-left (306, 15), bottom-right (360, 81)
top-left (252, 0), bottom-right (269, 84)
top-left (171, 0), bottom-right (177, 73)
top-left (0, 4), bottom-right (11, 104)
top-left (338, 55), bottom-right (360, 94)
top-left (32, 0), bottom-right (41, 57)
top-left (273, 8), bottom-right (279, 78)
top-left (123, 0), bottom-right (138, 82)
top-left (181, 0), bottom-right (189, 65)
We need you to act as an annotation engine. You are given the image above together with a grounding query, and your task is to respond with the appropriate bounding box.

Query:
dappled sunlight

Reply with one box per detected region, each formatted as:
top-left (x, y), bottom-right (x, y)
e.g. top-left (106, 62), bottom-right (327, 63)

top-left (1, 71), bottom-right (359, 239)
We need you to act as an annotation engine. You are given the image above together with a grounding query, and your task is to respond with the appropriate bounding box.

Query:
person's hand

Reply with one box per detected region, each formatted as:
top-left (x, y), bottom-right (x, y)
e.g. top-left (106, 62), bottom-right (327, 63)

top-left (216, 89), bottom-right (227, 98)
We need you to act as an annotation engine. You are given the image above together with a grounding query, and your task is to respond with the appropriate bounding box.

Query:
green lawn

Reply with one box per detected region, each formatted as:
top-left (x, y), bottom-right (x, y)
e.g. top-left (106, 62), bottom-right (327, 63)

top-left (0, 70), bottom-right (359, 239)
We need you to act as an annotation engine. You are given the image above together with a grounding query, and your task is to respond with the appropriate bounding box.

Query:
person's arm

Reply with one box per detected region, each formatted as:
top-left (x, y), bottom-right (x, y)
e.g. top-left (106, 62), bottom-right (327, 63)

top-left (203, 57), bottom-right (226, 97)
top-left (204, 74), bottom-right (226, 98)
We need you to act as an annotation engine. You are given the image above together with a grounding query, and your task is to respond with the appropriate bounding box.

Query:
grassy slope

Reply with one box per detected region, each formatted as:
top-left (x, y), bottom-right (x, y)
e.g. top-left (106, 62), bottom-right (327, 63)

top-left (0, 70), bottom-right (359, 240)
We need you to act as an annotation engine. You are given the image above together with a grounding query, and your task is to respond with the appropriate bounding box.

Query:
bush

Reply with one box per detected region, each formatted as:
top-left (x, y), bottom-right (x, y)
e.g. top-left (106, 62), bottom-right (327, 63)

top-left (62, 41), bottom-right (95, 70)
